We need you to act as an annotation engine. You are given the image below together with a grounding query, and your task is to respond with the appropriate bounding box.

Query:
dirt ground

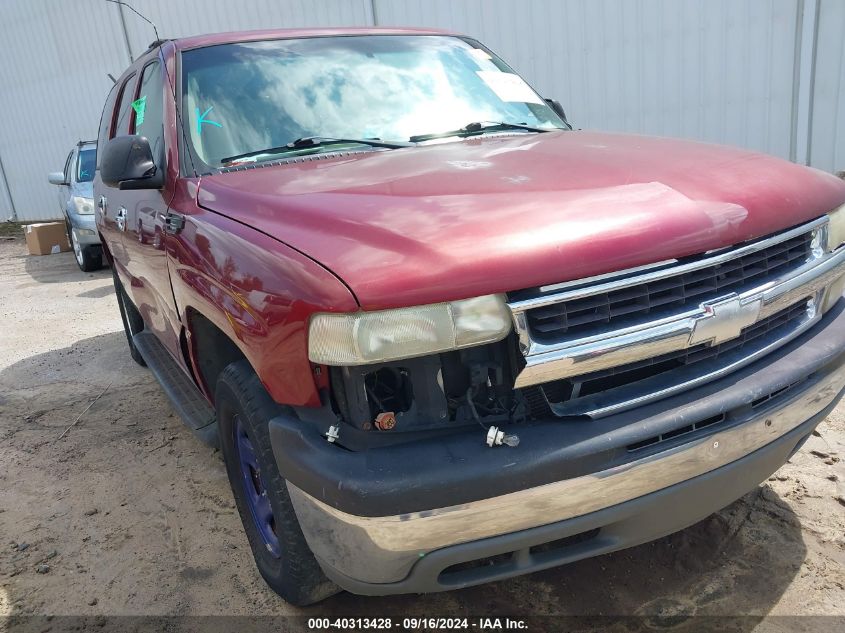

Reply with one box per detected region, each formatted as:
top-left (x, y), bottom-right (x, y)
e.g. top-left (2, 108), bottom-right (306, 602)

top-left (1, 236), bottom-right (844, 629)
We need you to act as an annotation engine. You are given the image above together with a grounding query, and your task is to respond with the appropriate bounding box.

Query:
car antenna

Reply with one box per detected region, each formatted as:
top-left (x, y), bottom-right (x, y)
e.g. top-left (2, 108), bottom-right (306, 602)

top-left (103, 0), bottom-right (198, 177)
top-left (105, 0), bottom-right (161, 43)
top-left (107, 73), bottom-right (117, 84)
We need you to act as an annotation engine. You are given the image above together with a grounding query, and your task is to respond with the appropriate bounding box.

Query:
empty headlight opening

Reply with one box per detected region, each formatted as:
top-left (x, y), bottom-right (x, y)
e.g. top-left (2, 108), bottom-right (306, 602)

top-left (328, 335), bottom-right (531, 435)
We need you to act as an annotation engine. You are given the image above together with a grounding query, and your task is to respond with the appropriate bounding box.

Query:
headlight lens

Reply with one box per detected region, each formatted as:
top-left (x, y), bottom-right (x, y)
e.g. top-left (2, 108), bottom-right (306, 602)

top-left (73, 196), bottom-right (95, 215)
top-left (308, 294), bottom-right (512, 365)
top-left (827, 203), bottom-right (845, 251)
top-left (823, 203), bottom-right (845, 311)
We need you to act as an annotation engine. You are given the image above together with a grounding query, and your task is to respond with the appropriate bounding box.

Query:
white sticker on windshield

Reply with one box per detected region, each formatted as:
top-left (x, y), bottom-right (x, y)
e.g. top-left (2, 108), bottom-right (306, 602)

top-left (469, 48), bottom-right (492, 61)
top-left (476, 71), bottom-right (543, 104)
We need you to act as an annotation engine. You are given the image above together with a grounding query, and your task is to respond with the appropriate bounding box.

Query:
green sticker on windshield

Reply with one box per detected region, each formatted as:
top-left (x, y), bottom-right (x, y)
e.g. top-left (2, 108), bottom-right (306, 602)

top-left (131, 96), bottom-right (147, 126)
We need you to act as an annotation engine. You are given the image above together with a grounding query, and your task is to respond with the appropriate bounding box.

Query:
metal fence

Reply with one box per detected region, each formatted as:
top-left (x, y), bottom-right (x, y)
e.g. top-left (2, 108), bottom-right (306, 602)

top-left (0, 0), bottom-right (842, 222)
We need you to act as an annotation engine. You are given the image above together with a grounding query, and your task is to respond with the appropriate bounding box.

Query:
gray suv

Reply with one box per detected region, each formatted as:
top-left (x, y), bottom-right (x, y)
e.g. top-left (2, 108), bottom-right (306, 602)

top-left (48, 141), bottom-right (102, 271)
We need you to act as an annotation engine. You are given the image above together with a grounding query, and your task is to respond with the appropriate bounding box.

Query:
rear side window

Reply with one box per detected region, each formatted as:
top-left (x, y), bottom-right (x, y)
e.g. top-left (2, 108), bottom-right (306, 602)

top-left (112, 74), bottom-right (137, 137)
top-left (133, 61), bottom-right (164, 161)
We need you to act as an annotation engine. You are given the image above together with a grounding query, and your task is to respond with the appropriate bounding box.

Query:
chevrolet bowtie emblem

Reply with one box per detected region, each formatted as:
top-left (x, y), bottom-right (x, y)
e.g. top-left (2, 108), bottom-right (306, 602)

top-left (688, 295), bottom-right (763, 347)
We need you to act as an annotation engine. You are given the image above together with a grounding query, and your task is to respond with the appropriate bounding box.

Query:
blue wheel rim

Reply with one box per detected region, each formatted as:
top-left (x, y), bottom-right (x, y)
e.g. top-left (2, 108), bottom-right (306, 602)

top-left (234, 416), bottom-right (281, 558)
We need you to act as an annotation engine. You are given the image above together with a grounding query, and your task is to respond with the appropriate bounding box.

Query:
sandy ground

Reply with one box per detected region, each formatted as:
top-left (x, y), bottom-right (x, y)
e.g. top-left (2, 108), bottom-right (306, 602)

top-left (1, 236), bottom-right (844, 629)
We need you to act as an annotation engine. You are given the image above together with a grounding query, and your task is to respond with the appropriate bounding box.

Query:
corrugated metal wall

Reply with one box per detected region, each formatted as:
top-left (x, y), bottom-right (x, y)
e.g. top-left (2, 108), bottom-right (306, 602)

top-left (0, 0), bottom-right (842, 222)
top-left (0, 1), bottom-right (130, 222)
top-left (811, 0), bottom-right (845, 173)
top-left (0, 0), bottom-right (374, 222)
top-left (116, 0), bottom-right (374, 59)
top-left (375, 0), bottom-right (801, 159)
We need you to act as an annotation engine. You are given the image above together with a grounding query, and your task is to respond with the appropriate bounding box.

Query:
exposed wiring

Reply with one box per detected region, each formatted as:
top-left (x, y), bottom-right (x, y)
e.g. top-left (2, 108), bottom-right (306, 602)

top-left (466, 387), bottom-right (488, 430)
top-left (365, 384), bottom-right (386, 412)
top-left (465, 385), bottom-right (527, 429)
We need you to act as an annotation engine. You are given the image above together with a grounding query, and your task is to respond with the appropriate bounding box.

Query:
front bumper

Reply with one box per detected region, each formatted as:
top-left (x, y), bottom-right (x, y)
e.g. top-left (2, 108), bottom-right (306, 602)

top-left (67, 212), bottom-right (100, 246)
top-left (270, 300), bottom-right (845, 594)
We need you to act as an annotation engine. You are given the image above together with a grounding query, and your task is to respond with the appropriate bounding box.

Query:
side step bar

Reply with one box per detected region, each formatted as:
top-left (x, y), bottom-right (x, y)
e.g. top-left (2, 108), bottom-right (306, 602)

top-left (132, 331), bottom-right (219, 447)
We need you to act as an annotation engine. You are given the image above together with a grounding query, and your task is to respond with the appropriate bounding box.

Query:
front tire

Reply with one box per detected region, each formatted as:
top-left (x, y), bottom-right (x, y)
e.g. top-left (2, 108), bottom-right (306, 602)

top-left (216, 361), bottom-right (338, 606)
top-left (70, 226), bottom-right (102, 272)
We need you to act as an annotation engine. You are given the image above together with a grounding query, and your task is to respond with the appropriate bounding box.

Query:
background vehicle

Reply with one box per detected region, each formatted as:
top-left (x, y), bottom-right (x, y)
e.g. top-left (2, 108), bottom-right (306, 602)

top-left (48, 141), bottom-right (102, 271)
top-left (95, 29), bottom-right (845, 605)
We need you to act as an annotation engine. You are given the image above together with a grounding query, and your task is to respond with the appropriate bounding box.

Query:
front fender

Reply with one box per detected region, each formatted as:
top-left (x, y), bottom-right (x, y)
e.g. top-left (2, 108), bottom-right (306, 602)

top-left (168, 202), bottom-right (358, 408)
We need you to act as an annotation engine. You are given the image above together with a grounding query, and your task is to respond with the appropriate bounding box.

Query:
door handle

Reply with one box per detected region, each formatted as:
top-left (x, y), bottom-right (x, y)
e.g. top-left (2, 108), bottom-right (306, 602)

top-left (164, 211), bottom-right (184, 234)
top-left (116, 206), bottom-right (126, 232)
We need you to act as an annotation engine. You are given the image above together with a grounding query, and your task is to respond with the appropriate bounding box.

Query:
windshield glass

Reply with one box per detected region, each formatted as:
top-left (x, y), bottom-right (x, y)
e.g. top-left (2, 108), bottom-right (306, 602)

top-left (77, 148), bottom-right (96, 182)
top-left (181, 35), bottom-right (565, 168)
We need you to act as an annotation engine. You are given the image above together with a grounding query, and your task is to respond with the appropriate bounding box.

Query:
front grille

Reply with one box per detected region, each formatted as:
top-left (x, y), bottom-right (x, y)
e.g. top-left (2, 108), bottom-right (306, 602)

top-left (508, 219), bottom-right (836, 418)
top-left (531, 299), bottom-right (810, 416)
top-left (526, 231), bottom-right (813, 342)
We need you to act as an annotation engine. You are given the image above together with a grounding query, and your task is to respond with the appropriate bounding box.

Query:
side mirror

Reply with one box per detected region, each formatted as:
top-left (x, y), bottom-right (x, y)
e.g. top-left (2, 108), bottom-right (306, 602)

top-left (101, 135), bottom-right (163, 190)
top-left (48, 172), bottom-right (68, 185)
top-left (544, 98), bottom-right (570, 127)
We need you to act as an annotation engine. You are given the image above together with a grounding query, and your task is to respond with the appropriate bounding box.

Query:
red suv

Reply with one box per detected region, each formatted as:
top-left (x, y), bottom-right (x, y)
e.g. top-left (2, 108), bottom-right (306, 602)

top-left (96, 28), bottom-right (845, 604)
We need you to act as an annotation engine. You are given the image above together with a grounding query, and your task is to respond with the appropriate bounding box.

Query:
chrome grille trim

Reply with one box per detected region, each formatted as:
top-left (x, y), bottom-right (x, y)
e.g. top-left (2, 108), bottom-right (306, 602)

top-left (510, 217), bottom-right (827, 316)
top-left (546, 298), bottom-right (820, 418)
top-left (509, 218), bottom-right (845, 416)
top-left (526, 231), bottom-right (813, 341)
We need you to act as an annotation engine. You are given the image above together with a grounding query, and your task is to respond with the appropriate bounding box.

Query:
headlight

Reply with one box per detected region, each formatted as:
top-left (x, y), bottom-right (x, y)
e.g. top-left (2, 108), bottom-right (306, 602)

top-left (308, 294), bottom-right (512, 365)
top-left (827, 203), bottom-right (845, 251)
top-left (73, 196), bottom-right (95, 215)
top-left (823, 203), bottom-right (845, 311)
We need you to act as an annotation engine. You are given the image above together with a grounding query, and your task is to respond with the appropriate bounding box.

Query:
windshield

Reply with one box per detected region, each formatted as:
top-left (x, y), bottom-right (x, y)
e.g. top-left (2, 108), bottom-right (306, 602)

top-left (181, 35), bottom-right (566, 168)
top-left (77, 148), bottom-right (96, 182)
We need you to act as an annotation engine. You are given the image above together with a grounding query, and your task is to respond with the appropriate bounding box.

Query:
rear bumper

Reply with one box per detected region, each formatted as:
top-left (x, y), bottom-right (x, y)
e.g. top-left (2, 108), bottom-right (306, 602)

top-left (271, 300), bottom-right (845, 593)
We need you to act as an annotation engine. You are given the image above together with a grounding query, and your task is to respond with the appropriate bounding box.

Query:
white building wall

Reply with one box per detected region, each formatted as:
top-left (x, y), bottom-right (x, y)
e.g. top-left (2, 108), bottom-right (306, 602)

top-left (0, 0), bottom-right (373, 222)
top-left (116, 0), bottom-right (374, 60)
top-left (810, 0), bottom-right (845, 173)
top-left (0, 1), bottom-right (130, 221)
top-left (375, 0), bottom-right (801, 159)
top-left (0, 0), bottom-right (842, 222)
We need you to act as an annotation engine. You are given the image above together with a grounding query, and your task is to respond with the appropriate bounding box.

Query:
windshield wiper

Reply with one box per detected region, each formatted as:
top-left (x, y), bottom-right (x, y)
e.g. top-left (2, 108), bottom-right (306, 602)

top-left (221, 136), bottom-right (412, 164)
top-left (409, 121), bottom-right (552, 143)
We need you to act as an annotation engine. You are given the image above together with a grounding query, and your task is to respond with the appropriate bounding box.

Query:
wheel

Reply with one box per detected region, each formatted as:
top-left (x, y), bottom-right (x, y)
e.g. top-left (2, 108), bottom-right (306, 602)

top-left (216, 361), bottom-right (339, 605)
top-left (112, 268), bottom-right (146, 366)
top-left (70, 227), bottom-right (102, 272)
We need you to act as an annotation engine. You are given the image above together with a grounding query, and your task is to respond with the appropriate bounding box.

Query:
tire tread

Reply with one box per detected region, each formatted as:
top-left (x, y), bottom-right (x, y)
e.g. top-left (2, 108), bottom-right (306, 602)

top-left (217, 361), bottom-right (338, 606)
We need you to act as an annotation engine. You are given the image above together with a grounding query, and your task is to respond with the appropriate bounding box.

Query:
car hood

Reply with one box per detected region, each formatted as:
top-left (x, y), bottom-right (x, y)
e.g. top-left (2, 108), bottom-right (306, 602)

top-left (70, 181), bottom-right (94, 200)
top-left (197, 131), bottom-right (845, 310)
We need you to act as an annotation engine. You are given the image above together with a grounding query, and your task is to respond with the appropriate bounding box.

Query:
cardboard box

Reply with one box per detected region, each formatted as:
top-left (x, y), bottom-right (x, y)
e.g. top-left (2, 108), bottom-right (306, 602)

top-left (25, 222), bottom-right (70, 256)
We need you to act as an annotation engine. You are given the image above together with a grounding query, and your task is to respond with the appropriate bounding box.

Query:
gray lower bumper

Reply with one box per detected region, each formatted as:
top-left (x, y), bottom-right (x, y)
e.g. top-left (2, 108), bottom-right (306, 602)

top-left (67, 214), bottom-right (100, 246)
top-left (75, 233), bottom-right (101, 247)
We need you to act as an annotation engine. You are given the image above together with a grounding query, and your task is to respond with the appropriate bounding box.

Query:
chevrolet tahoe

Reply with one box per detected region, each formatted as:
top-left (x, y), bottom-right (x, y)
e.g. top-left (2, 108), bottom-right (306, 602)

top-left (94, 28), bottom-right (845, 605)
